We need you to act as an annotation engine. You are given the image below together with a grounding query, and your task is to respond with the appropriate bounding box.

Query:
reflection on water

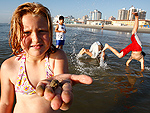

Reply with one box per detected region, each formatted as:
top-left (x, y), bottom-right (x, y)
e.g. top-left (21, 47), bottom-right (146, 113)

top-left (118, 67), bottom-right (143, 97)
top-left (63, 27), bottom-right (150, 113)
top-left (0, 24), bottom-right (150, 113)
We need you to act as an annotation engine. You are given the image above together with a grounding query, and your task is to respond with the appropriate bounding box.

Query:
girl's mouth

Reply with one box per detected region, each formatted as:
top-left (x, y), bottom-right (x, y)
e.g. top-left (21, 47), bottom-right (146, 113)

top-left (30, 44), bottom-right (43, 49)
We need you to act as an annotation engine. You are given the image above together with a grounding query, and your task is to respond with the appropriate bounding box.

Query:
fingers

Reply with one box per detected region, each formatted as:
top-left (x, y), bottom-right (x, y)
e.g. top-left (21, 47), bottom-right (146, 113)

top-left (60, 82), bottom-right (73, 111)
top-left (36, 83), bottom-right (45, 96)
top-left (51, 80), bottom-right (73, 110)
top-left (44, 85), bottom-right (55, 101)
top-left (61, 82), bottom-right (73, 103)
top-left (36, 79), bottom-right (53, 96)
top-left (70, 74), bottom-right (93, 85)
top-left (51, 86), bottom-right (62, 110)
top-left (35, 74), bottom-right (93, 111)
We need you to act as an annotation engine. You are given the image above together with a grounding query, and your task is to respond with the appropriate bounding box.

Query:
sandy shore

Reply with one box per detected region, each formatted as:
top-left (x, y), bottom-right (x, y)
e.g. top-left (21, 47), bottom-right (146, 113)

top-left (63, 24), bottom-right (150, 33)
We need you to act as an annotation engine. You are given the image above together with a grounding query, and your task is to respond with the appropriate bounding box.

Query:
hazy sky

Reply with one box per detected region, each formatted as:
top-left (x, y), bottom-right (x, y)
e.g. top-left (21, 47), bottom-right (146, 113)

top-left (0, 0), bottom-right (150, 23)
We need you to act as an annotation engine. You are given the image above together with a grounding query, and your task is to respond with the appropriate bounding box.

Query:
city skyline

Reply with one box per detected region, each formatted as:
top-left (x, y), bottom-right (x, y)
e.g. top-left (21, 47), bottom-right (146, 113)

top-left (118, 6), bottom-right (146, 20)
top-left (0, 0), bottom-right (150, 23)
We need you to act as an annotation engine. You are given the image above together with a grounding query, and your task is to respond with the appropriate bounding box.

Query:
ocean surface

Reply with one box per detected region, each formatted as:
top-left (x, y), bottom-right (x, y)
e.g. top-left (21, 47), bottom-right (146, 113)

top-left (0, 23), bottom-right (150, 113)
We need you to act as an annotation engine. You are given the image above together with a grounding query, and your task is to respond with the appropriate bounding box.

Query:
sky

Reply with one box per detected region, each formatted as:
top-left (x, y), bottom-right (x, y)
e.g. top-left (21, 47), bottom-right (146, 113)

top-left (0, 0), bottom-right (150, 23)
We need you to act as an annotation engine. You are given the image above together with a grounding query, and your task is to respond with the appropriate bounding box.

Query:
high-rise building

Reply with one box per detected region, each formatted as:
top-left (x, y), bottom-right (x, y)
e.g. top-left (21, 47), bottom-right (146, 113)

top-left (118, 6), bottom-right (146, 20)
top-left (108, 16), bottom-right (116, 20)
top-left (89, 10), bottom-right (102, 20)
top-left (82, 15), bottom-right (89, 20)
top-left (128, 6), bottom-right (137, 20)
top-left (118, 8), bottom-right (128, 20)
top-left (138, 9), bottom-right (146, 20)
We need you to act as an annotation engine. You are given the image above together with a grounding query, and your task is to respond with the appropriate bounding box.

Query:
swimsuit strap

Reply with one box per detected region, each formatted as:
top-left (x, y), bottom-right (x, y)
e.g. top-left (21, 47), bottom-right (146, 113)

top-left (15, 53), bottom-right (54, 95)
top-left (15, 53), bottom-right (36, 95)
top-left (45, 55), bottom-right (54, 78)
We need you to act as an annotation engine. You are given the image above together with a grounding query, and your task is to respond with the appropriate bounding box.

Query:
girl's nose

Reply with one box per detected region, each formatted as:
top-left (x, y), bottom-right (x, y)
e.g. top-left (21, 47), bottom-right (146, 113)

top-left (32, 31), bottom-right (40, 42)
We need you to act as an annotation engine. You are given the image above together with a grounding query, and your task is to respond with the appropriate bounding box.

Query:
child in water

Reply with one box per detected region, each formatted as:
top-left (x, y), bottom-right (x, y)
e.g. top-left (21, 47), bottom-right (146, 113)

top-left (0, 2), bottom-right (92, 113)
top-left (55, 16), bottom-right (67, 49)
top-left (79, 41), bottom-right (105, 61)
top-left (102, 12), bottom-right (145, 71)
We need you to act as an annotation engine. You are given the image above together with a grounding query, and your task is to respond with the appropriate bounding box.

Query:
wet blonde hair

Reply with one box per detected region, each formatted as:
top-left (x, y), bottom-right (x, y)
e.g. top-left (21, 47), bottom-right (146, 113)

top-left (9, 2), bottom-right (55, 56)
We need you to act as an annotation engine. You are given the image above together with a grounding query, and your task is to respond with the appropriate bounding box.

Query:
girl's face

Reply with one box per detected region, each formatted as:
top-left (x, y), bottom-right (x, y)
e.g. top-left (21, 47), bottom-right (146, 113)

top-left (21, 14), bottom-right (51, 57)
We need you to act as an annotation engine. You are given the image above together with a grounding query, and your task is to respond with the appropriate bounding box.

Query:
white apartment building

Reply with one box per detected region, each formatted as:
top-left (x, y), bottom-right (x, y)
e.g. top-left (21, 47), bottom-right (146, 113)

top-left (118, 6), bottom-right (146, 20)
top-left (128, 6), bottom-right (137, 20)
top-left (138, 9), bottom-right (146, 20)
top-left (118, 8), bottom-right (128, 20)
top-left (89, 10), bottom-right (102, 20)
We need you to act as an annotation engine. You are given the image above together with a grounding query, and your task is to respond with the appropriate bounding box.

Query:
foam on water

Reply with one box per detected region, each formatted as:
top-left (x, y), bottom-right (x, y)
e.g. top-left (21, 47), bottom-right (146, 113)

top-left (75, 52), bottom-right (109, 73)
top-left (99, 52), bottom-right (108, 69)
top-left (145, 67), bottom-right (150, 71)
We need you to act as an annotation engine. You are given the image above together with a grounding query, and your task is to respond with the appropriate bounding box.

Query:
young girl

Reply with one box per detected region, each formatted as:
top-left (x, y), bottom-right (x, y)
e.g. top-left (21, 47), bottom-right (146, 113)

top-left (0, 2), bottom-right (92, 113)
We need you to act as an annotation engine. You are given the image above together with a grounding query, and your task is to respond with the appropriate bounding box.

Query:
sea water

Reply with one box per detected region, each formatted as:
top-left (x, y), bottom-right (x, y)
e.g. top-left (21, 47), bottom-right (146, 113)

top-left (0, 23), bottom-right (150, 113)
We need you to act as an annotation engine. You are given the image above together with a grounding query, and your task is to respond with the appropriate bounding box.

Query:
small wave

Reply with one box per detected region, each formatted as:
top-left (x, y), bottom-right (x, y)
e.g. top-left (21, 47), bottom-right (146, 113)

top-left (98, 52), bottom-right (110, 69)
top-left (76, 53), bottom-right (83, 58)
top-left (75, 53), bottom-right (110, 72)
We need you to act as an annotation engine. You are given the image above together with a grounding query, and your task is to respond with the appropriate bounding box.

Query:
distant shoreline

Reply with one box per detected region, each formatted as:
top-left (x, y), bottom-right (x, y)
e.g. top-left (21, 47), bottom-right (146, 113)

top-left (54, 24), bottom-right (150, 34)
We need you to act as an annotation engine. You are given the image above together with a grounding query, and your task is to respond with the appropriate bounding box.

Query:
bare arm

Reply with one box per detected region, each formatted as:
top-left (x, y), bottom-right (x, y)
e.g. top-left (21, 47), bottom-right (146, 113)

top-left (63, 27), bottom-right (67, 33)
top-left (139, 57), bottom-right (144, 71)
top-left (0, 60), bottom-right (15, 113)
top-left (132, 12), bottom-right (139, 35)
top-left (126, 56), bottom-right (133, 66)
top-left (102, 52), bottom-right (105, 60)
top-left (84, 49), bottom-right (93, 57)
top-left (55, 24), bottom-right (61, 33)
top-left (50, 49), bottom-right (68, 75)
top-left (78, 48), bottom-right (93, 57)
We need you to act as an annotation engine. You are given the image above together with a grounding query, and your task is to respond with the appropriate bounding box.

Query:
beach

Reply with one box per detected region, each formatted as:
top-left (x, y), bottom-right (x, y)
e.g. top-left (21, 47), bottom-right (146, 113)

top-left (1, 23), bottom-right (150, 113)
top-left (64, 24), bottom-right (150, 33)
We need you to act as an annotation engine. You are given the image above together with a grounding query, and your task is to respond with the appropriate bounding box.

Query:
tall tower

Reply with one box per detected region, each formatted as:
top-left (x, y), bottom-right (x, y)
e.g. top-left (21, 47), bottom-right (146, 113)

top-left (118, 8), bottom-right (128, 20)
top-left (138, 9), bottom-right (146, 20)
top-left (128, 5), bottom-right (137, 20)
top-left (89, 10), bottom-right (102, 20)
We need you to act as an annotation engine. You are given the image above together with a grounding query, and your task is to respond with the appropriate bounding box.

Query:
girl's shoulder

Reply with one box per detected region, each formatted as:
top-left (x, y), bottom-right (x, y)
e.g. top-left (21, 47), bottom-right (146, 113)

top-left (1, 56), bottom-right (20, 73)
top-left (48, 49), bottom-right (67, 68)
top-left (1, 56), bottom-right (20, 83)
top-left (49, 49), bottom-right (67, 59)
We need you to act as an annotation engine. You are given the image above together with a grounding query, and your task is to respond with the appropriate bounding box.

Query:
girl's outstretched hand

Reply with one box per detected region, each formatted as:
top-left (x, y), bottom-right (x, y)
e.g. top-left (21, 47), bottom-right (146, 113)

top-left (36, 74), bottom-right (93, 111)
